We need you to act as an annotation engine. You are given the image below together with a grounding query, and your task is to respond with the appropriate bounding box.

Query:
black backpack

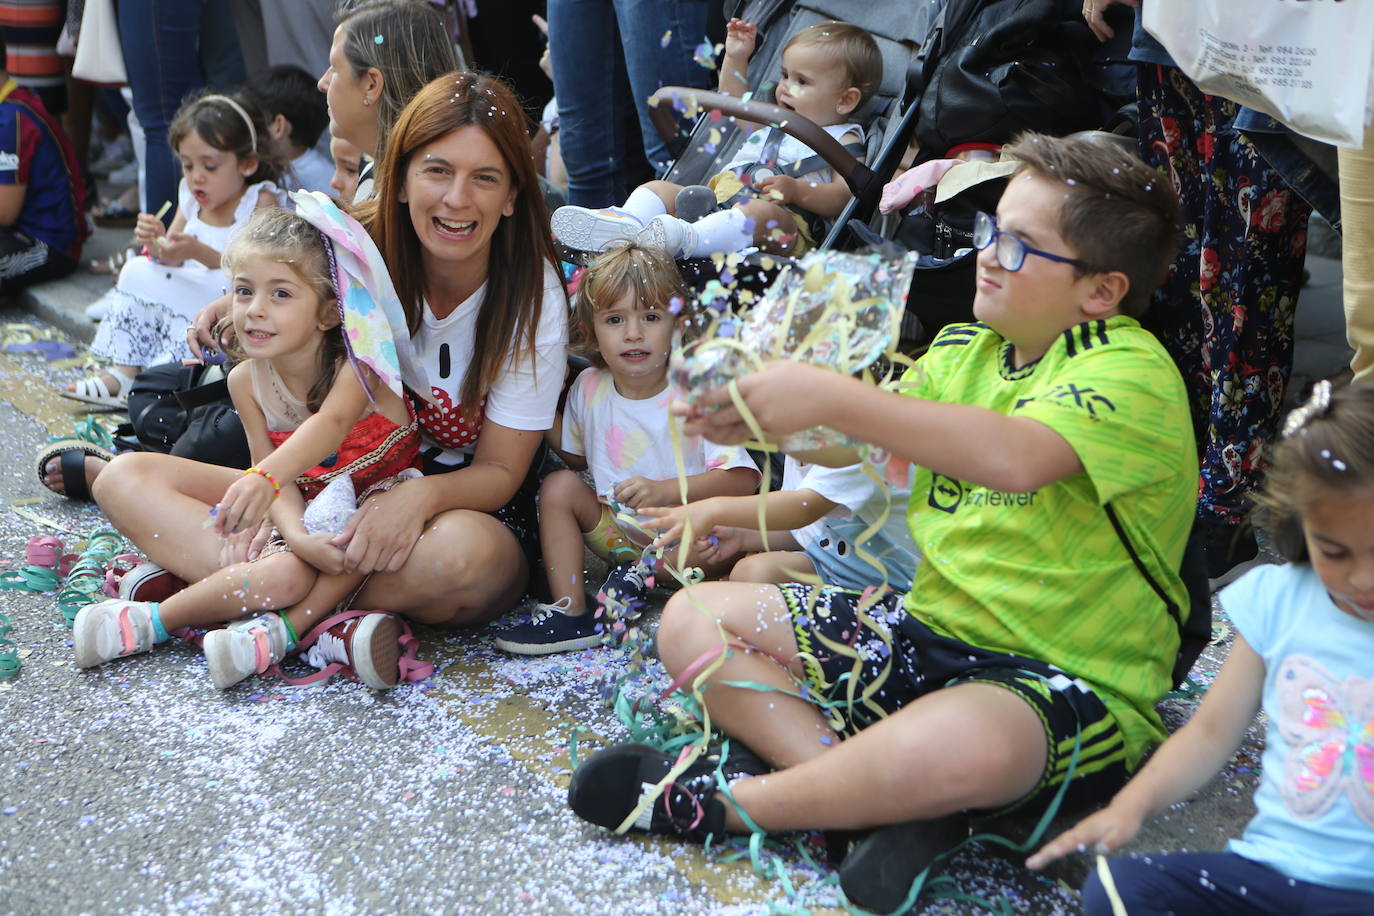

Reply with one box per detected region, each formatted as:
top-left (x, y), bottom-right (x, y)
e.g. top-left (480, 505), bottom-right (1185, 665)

top-left (122, 361), bottom-right (250, 468)
top-left (914, 0), bottom-right (1108, 159)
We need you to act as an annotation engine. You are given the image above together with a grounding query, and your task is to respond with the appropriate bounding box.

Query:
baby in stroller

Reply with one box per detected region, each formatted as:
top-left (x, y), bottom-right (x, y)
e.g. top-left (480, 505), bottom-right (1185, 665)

top-left (551, 18), bottom-right (880, 259)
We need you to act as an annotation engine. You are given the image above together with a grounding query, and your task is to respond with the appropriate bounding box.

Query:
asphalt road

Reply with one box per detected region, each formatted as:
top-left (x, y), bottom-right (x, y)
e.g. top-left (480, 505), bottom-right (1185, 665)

top-left (0, 306), bottom-right (1265, 916)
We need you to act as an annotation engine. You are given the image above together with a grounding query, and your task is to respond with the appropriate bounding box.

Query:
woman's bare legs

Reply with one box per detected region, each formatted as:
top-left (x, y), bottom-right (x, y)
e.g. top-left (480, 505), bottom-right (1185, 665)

top-left (352, 508), bottom-right (529, 627)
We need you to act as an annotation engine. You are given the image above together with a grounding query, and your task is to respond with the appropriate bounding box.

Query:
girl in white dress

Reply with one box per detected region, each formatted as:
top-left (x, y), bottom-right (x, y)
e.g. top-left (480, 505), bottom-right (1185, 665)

top-left (65, 92), bottom-right (283, 407)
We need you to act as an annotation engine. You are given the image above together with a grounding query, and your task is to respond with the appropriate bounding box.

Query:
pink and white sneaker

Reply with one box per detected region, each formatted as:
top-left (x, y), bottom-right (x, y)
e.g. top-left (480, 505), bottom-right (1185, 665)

top-left (73, 599), bottom-right (158, 668)
top-left (202, 613), bottom-right (292, 690)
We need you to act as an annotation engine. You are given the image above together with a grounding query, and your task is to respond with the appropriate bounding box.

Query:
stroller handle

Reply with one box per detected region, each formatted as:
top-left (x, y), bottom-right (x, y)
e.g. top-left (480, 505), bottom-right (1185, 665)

top-left (647, 87), bottom-right (872, 188)
top-left (648, 85), bottom-right (884, 240)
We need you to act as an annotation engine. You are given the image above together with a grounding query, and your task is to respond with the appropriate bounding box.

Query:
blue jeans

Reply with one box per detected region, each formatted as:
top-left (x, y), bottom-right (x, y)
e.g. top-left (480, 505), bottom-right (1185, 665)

top-left (117, 0), bottom-right (207, 225)
top-left (549, 0), bottom-right (710, 206)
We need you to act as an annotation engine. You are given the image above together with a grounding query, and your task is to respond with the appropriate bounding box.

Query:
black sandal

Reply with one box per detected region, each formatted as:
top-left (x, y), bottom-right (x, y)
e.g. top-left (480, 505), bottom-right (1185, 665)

top-left (34, 439), bottom-right (117, 501)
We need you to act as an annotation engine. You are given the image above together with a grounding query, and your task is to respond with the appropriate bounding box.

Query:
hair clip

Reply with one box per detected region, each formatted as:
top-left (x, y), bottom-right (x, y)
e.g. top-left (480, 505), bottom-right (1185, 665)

top-left (374, 34), bottom-right (384, 44)
top-left (1281, 378), bottom-right (1333, 438)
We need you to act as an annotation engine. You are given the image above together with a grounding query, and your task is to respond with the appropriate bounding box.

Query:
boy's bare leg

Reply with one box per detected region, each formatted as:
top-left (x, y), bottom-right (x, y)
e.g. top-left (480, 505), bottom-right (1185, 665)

top-left (538, 469), bottom-right (605, 613)
top-left (728, 550), bottom-right (816, 584)
top-left (659, 582), bottom-right (1049, 833)
top-left (657, 582), bottom-right (839, 769)
top-left (722, 682), bottom-right (1046, 832)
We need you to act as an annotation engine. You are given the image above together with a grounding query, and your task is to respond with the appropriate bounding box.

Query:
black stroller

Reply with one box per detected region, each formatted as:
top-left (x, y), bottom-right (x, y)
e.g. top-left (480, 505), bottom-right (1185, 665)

top-left (637, 0), bottom-right (1121, 345)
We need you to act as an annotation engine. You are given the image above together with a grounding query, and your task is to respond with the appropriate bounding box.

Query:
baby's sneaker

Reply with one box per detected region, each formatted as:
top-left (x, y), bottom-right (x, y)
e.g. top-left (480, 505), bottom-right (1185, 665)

top-left (302, 611), bottom-right (403, 689)
top-left (494, 596), bottom-right (604, 655)
top-left (551, 205), bottom-right (644, 252)
top-left (635, 214), bottom-right (696, 258)
top-left (202, 613), bottom-right (292, 690)
top-left (73, 599), bottom-right (158, 668)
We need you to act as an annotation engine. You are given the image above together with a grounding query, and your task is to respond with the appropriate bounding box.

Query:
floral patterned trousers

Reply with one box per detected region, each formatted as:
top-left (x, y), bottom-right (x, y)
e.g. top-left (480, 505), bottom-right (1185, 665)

top-left (1137, 65), bottom-right (1312, 526)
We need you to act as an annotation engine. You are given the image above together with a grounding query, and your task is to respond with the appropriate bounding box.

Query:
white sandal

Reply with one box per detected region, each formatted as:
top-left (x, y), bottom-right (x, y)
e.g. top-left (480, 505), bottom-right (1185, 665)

top-left (60, 367), bottom-right (136, 409)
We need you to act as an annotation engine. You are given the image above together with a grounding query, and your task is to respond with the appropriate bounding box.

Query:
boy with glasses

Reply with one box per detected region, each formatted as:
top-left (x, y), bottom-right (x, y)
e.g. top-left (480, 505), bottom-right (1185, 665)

top-left (566, 133), bottom-right (1197, 911)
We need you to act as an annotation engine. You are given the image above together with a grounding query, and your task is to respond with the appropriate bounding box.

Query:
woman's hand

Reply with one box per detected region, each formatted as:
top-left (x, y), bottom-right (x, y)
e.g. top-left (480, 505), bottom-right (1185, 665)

top-left (333, 481), bottom-right (429, 574)
top-left (1025, 800), bottom-right (1147, 870)
top-left (287, 531), bottom-right (348, 577)
top-left (677, 361), bottom-right (835, 445)
top-left (214, 471), bottom-right (277, 536)
top-left (1082, 0), bottom-right (1138, 43)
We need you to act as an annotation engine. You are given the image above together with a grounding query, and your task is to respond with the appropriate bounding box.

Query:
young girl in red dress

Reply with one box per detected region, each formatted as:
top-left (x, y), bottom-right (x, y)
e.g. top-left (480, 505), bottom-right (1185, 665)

top-left (72, 193), bottom-right (431, 690)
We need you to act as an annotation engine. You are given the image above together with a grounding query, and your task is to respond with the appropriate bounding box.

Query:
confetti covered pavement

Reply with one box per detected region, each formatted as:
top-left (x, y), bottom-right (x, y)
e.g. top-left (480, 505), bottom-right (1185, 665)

top-left (0, 226), bottom-right (1353, 914)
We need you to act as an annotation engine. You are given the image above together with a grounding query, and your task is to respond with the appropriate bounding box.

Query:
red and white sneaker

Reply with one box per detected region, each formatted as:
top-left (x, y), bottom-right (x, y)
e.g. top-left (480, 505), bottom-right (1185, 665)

top-left (298, 611), bottom-right (432, 690)
top-left (117, 562), bottom-right (186, 603)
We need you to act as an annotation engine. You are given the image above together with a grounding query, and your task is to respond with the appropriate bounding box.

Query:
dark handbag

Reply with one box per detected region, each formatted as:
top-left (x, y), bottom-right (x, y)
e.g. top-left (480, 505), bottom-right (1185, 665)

top-left (915, 0), bottom-right (1107, 159)
top-left (892, 171), bottom-right (1010, 345)
top-left (124, 361), bottom-right (249, 468)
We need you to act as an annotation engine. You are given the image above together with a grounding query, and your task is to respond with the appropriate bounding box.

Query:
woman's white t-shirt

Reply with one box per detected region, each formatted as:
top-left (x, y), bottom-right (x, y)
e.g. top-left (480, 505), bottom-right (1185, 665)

top-left (411, 261), bottom-right (569, 466)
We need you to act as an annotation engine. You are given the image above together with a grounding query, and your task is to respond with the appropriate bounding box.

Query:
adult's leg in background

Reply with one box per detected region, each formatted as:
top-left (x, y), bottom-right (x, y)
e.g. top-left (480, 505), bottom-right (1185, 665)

top-left (548, 0), bottom-right (628, 206)
top-left (116, 0), bottom-right (206, 226)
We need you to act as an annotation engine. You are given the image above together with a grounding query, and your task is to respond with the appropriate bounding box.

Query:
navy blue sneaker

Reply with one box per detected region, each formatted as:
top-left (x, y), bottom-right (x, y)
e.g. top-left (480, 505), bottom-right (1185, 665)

top-left (494, 597), bottom-right (604, 655)
top-left (598, 559), bottom-right (650, 614)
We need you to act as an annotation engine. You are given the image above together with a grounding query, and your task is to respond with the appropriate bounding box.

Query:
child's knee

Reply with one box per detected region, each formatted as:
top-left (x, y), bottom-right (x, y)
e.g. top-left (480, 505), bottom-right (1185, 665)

top-left (540, 468), bottom-right (589, 506)
top-left (737, 199), bottom-right (798, 253)
top-left (657, 590), bottom-right (714, 672)
top-left (255, 554), bottom-right (316, 608)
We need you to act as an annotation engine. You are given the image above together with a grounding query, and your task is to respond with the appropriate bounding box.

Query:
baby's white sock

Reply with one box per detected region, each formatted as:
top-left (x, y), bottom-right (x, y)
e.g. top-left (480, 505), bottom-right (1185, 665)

top-left (623, 186), bottom-right (668, 225)
top-left (682, 207), bottom-right (752, 257)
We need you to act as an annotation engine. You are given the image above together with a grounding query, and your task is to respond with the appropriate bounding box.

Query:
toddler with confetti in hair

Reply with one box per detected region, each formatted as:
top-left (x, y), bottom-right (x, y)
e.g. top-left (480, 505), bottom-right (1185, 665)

top-left (494, 243), bottom-right (760, 656)
top-left (1028, 378), bottom-right (1374, 914)
top-left (551, 20), bottom-right (881, 260)
top-left (72, 193), bottom-right (432, 692)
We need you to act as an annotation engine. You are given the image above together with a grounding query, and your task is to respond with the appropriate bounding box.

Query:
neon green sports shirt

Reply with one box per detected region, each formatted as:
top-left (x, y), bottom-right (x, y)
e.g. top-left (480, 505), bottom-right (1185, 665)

top-left (899, 317), bottom-right (1196, 767)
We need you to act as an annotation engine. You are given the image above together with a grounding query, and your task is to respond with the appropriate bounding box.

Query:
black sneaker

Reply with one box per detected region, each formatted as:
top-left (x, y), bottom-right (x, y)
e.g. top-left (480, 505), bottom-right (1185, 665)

top-left (838, 816), bottom-right (970, 913)
top-left (568, 741), bottom-right (768, 839)
top-left (1200, 521), bottom-right (1261, 589)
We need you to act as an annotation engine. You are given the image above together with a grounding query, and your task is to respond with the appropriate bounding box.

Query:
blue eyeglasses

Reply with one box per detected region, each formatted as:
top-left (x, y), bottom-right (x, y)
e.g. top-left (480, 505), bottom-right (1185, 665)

top-left (972, 211), bottom-right (1099, 273)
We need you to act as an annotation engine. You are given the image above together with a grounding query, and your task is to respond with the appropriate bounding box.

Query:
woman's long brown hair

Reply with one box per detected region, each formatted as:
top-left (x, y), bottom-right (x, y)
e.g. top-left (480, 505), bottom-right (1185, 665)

top-left (358, 71), bottom-right (563, 417)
